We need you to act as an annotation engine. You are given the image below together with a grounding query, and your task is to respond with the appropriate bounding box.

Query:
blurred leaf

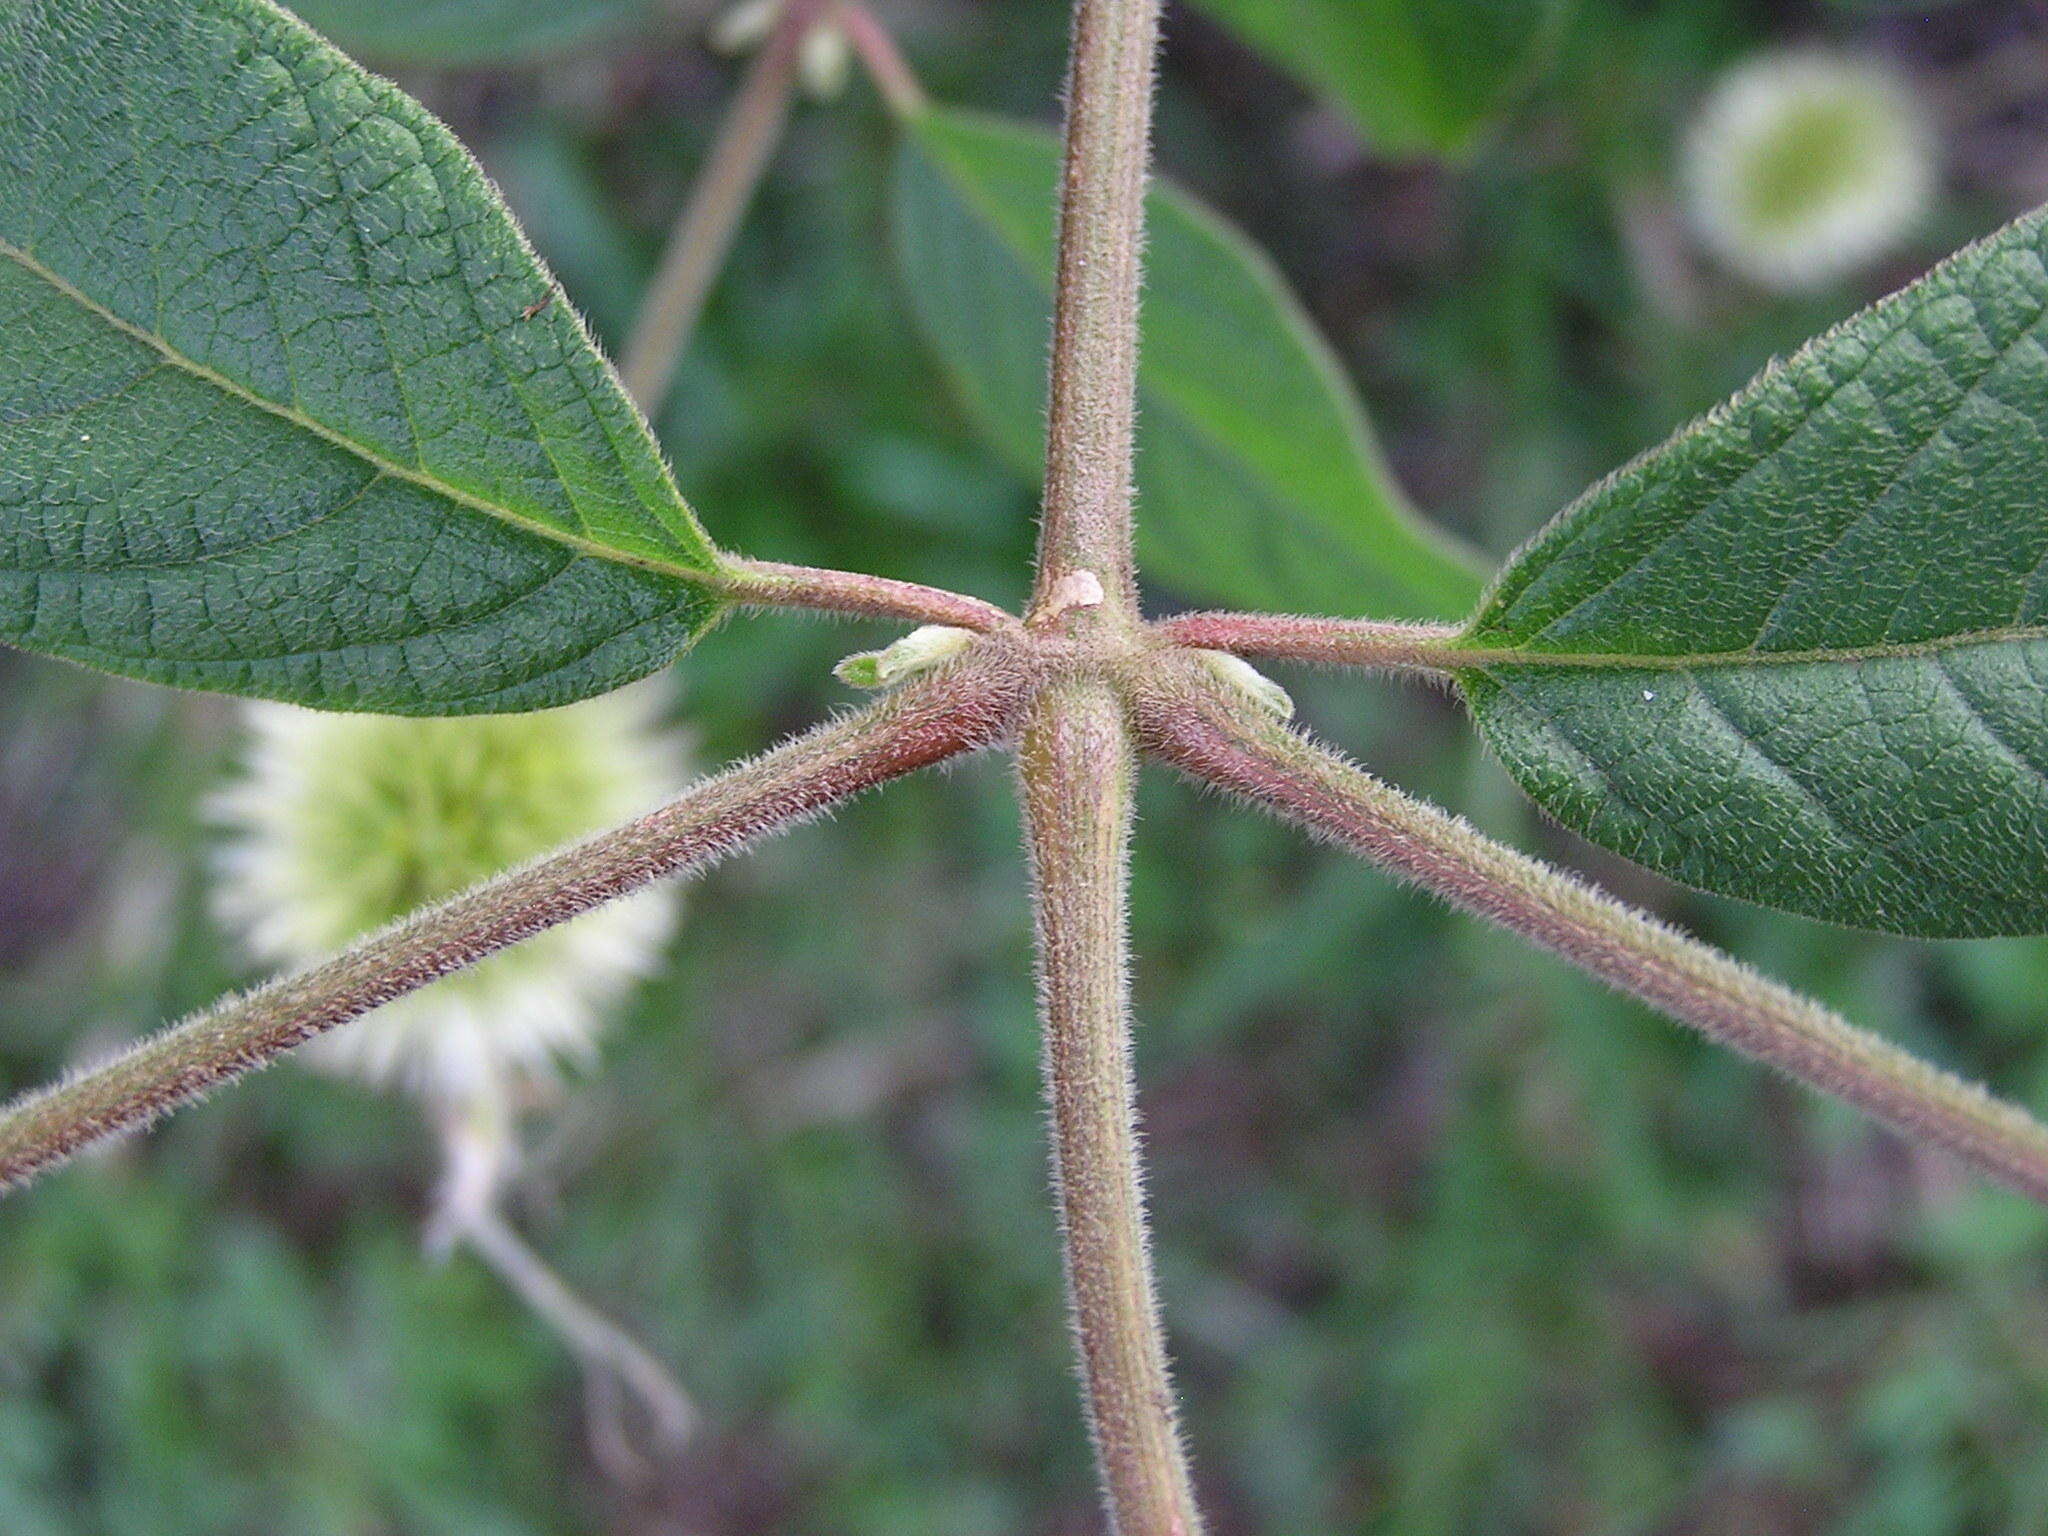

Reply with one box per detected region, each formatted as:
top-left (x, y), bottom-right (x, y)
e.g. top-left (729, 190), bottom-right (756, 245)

top-left (891, 106), bottom-right (1485, 620)
top-left (283, 0), bottom-right (659, 67)
top-left (0, 0), bottom-right (729, 713)
top-left (1457, 204), bottom-right (2048, 937)
top-left (1180, 0), bottom-right (1570, 158)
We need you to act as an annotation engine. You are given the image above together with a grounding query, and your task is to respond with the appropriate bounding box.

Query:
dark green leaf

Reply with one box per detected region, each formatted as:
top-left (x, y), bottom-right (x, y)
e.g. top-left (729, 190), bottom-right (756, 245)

top-left (1180, 0), bottom-right (1568, 159)
top-left (1459, 208), bottom-right (2048, 937)
top-left (0, 0), bottom-right (728, 713)
top-left (284, 0), bottom-right (657, 67)
top-left (891, 107), bottom-right (1484, 622)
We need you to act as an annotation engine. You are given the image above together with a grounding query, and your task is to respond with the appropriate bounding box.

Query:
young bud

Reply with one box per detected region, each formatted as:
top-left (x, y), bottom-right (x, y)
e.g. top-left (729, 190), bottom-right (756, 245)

top-left (799, 22), bottom-right (852, 99)
top-left (1194, 650), bottom-right (1294, 720)
top-left (707, 0), bottom-right (781, 55)
top-left (834, 624), bottom-right (979, 688)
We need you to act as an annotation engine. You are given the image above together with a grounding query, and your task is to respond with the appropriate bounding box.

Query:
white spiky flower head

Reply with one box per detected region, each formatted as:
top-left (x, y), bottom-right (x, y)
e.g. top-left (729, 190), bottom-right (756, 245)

top-left (1683, 50), bottom-right (1935, 291)
top-left (210, 686), bottom-right (688, 1102)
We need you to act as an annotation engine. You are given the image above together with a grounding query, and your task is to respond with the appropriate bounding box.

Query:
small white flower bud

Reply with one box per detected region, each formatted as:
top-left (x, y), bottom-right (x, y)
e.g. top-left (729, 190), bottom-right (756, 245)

top-left (798, 23), bottom-right (851, 100)
top-left (1195, 650), bottom-right (1294, 720)
top-left (708, 0), bottom-right (781, 55)
top-left (834, 624), bottom-right (978, 688)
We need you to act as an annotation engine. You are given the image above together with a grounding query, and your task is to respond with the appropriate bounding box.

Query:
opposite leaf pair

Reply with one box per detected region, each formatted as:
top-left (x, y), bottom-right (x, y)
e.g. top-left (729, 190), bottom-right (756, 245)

top-left (1, 0), bottom-right (2043, 948)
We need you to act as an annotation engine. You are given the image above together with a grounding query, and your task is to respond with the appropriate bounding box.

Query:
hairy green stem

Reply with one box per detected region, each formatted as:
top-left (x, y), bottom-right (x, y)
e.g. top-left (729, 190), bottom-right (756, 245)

top-left (1028, 0), bottom-right (1162, 626)
top-left (0, 654), bottom-right (1032, 1193)
top-left (1023, 0), bottom-right (1198, 1531)
top-left (617, 0), bottom-right (824, 417)
top-left (1132, 659), bottom-right (2048, 1206)
top-left (1021, 682), bottom-right (1202, 1536)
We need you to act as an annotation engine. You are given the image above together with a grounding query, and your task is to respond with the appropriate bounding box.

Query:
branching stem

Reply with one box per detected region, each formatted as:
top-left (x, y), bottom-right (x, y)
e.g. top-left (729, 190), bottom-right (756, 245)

top-left (617, 0), bottom-right (826, 417)
top-left (0, 654), bottom-right (1031, 1191)
top-left (1022, 682), bottom-right (1201, 1536)
top-left (1022, 1), bottom-right (1198, 1531)
top-left (714, 555), bottom-right (1016, 630)
top-left (1133, 661), bottom-right (2048, 1206)
top-left (1157, 612), bottom-right (1467, 670)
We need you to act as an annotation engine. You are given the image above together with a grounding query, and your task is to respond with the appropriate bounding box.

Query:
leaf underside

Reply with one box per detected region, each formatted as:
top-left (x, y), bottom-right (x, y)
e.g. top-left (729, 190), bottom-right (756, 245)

top-left (0, 0), bottom-right (726, 714)
top-left (1461, 207), bottom-right (2048, 938)
top-left (891, 107), bottom-right (1485, 623)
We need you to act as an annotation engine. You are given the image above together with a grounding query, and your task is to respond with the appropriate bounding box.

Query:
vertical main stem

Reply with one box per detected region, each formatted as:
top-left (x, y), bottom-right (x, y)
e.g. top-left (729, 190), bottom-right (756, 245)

top-left (1029, 0), bottom-right (1163, 622)
top-left (1021, 682), bottom-right (1202, 1536)
top-left (1023, 0), bottom-right (1189, 1529)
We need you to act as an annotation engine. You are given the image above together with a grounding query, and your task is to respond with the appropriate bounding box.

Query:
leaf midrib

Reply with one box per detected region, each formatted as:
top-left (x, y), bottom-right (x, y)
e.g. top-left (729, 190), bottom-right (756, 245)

top-left (0, 236), bottom-right (727, 590)
top-left (1453, 624), bottom-right (2048, 671)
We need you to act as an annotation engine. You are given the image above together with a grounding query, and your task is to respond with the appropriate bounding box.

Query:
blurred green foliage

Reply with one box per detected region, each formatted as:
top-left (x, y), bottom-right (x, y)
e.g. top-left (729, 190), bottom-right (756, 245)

top-left (892, 105), bottom-right (1485, 619)
top-left (1179, 0), bottom-right (1571, 158)
top-left (6, 0), bottom-right (2048, 1532)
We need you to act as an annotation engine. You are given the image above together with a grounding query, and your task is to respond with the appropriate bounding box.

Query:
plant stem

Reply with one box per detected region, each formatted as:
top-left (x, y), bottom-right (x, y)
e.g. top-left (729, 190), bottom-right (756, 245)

top-left (1028, 0), bottom-right (1162, 626)
top-left (1157, 612), bottom-right (1467, 671)
top-left (836, 1), bottom-right (926, 117)
top-left (0, 654), bottom-right (1032, 1193)
top-left (1132, 662), bottom-right (2048, 1206)
top-left (1024, 1), bottom-right (1196, 1530)
top-left (460, 1204), bottom-right (700, 1470)
top-left (1020, 0), bottom-right (1195, 1526)
top-left (715, 555), bottom-right (1016, 630)
top-left (1020, 681), bottom-right (1202, 1536)
top-left (618, 0), bottom-right (824, 418)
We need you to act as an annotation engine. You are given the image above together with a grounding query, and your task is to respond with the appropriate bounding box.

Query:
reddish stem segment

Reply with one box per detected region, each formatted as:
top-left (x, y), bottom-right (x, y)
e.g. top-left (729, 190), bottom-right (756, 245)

top-left (1134, 662), bottom-right (2048, 1206)
top-left (836, 1), bottom-right (926, 116)
top-left (1021, 682), bottom-right (1203, 1536)
top-left (617, 0), bottom-right (823, 417)
top-left (1157, 612), bottom-right (1466, 670)
top-left (716, 556), bottom-right (1016, 631)
top-left (0, 656), bottom-right (1032, 1192)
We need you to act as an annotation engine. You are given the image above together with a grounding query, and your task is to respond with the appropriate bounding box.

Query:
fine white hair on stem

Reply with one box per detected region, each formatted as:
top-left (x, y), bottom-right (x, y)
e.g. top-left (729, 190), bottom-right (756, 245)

top-left (0, 652), bottom-right (1036, 1192)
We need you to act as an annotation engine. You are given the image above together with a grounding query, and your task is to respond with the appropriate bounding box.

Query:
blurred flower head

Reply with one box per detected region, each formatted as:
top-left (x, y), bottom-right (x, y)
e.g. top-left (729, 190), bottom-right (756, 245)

top-left (1684, 50), bottom-right (1935, 291)
top-left (210, 688), bottom-right (687, 1101)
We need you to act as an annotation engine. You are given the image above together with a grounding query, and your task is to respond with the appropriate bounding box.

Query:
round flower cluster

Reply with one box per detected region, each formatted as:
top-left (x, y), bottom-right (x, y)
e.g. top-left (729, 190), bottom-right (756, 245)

top-left (210, 687), bottom-right (687, 1102)
top-left (1684, 51), bottom-right (1935, 291)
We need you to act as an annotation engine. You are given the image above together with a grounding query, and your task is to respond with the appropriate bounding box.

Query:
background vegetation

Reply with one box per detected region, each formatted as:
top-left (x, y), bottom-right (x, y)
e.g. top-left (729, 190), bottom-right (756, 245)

top-left (7, 1), bottom-right (2048, 1531)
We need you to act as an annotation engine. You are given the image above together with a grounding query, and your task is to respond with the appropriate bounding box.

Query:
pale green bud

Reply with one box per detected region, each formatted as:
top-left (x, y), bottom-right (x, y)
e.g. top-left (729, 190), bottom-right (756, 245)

top-left (1195, 650), bottom-right (1294, 720)
top-left (708, 0), bottom-right (780, 54)
top-left (799, 23), bottom-right (851, 99)
top-left (834, 625), bottom-right (979, 689)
